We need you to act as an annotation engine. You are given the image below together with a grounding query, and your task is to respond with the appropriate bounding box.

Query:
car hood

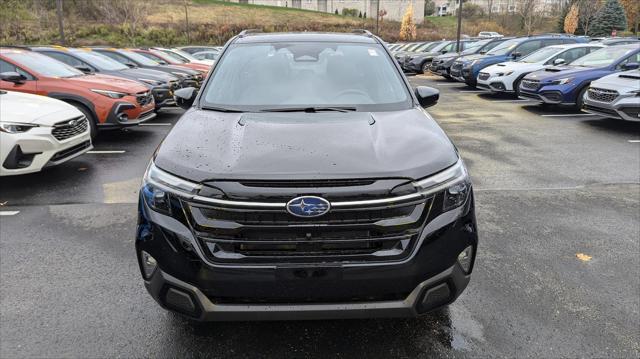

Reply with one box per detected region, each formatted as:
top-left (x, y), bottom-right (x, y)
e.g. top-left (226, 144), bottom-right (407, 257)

top-left (434, 53), bottom-right (459, 62)
top-left (592, 71), bottom-right (640, 92)
top-left (0, 91), bottom-right (82, 125)
top-left (154, 109), bottom-right (459, 182)
top-left (411, 51), bottom-right (443, 60)
top-left (70, 74), bottom-right (148, 93)
top-left (121, 68), bottom-right (178, 82)
top-left (524, 65), bottom-right (605, 81)
top-left (483, 61), bottom-right (541, 74)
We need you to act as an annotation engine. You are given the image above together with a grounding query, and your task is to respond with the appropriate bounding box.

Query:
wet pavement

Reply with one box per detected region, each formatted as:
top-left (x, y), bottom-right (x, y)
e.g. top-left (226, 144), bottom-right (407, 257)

top-left (1, 76), bottom-right (639, 358)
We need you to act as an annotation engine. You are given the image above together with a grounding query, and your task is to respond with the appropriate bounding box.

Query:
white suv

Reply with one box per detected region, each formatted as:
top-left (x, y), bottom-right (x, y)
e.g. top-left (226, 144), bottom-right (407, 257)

top-left (583, 69), bottom-right (640, 122)
top-left (0, 91), bottom-right (92, 176)
top-left (477, 44), bottom-right (604, 96)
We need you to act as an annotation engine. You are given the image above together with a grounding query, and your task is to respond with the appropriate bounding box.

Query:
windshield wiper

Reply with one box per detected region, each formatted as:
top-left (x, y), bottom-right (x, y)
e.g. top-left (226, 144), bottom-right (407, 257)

top-left (260, 106), bottom-right (357, 113)
top-left (200, 105), bottom-right (245, 113)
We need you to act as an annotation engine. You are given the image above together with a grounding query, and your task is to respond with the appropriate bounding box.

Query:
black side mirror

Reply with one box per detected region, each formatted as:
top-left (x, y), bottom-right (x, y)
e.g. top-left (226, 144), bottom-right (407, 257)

top-left (174, 87), bottom-right (197, 109)
top-left (0, 72), bottom-right (27, 84)
top-left (552, 58), bottom-right (566, 66)
top-left (414, 86), bottom-right (439, 108)
top-left (511, 52), bottom-right (521, 59)
top-left (622, 62), bottom-right (639, 70)
top-left (75, 65), bottom-right (93, 74)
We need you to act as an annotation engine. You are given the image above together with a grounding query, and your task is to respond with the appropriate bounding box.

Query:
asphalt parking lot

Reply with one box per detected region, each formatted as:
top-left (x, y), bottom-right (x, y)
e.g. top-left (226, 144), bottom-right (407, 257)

top-left (1, 74), bottom-right (639, 358)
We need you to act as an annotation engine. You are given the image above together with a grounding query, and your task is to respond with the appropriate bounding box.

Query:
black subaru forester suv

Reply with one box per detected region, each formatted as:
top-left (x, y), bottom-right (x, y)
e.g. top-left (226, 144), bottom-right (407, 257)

top-left (137, 30), bottom-right (478, 321)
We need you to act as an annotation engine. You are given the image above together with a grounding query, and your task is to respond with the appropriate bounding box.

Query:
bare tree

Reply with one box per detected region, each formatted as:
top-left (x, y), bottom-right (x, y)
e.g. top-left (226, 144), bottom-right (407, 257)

top-left (517, 0), bottom-right (543, 35)
top-left (486, 0), bottom-right (495, 16)
top-left (95, 0), bottom-right (151, 45)
top-left (578, 0), bottom-right (603, 35)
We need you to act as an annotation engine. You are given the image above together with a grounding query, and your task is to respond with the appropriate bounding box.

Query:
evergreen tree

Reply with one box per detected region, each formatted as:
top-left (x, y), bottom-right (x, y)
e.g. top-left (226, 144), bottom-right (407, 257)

top-left (589, 0), bottom-right (628, 36)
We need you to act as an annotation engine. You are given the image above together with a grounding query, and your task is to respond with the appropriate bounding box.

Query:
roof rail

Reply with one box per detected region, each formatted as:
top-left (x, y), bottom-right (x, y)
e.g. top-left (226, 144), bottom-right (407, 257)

top-left (0, 45), bottom-right (32, 51)
top-left (238, 29), bottom-right (262, 38)
top-left (352, 29), bottom-right (373, 37)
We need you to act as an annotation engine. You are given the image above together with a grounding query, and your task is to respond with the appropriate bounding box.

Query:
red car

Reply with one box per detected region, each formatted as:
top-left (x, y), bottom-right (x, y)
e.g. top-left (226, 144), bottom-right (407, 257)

top-left (0, 48), bottom-right (156, 137)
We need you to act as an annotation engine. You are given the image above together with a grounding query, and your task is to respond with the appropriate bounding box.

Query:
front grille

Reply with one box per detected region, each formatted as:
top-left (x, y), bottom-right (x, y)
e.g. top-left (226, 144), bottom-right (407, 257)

top-left (51, 116), bottom-right (88, 141)
top-left (49, 140), bottom-right (91, 162)
top-left (478, 72), bottom-right (490, 81)
top-left (136, 91), bottom-right (153, 106)
top-left (587, 87), bottom-right (618, 103)
top-left (583, 104), bottom-right (620, 117)
top-left (169, 80), bottom-right (180, 90)
top-left (451, 62), bottom-right (463, 71)
top-left (521, 79), bottom-right (540, 90)
top-left (184, 191), bottom-right (435, 265)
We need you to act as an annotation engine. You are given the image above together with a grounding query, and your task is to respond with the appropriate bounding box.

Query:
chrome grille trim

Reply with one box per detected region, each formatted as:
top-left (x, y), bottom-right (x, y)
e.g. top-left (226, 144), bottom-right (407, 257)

top-left (51, 116), bottom-right (88, 141)
top-left (587, 87), bottom-right (618, 103)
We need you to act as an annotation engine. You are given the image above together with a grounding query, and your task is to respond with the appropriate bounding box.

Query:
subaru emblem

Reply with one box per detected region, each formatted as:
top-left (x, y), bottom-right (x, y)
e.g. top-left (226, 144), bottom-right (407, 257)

top-left (286, 196), bottom-right (330, 218)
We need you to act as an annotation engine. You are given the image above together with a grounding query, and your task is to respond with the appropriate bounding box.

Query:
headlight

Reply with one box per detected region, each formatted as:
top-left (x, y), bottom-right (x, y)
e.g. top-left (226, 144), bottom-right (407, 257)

top-left (550, 77), bottom-right (572, 85)
top-left (414, 159), bottom-right (471, 212)
top-left (141, 161), bottom-right (201, 213)
top-left (91, 89), bottom-right (127, 99)
top-left (138, 78), bottom-right (161, 86)
top-left (0, 122), bottom-right (38, 133)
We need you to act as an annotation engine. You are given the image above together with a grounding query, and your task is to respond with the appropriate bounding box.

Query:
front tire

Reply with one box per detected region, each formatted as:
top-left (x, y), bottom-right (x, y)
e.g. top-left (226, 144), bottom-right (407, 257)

top-left (575, 86), bottom-right (589, 111)
top-left (421, 62), bottom-right (430, 74)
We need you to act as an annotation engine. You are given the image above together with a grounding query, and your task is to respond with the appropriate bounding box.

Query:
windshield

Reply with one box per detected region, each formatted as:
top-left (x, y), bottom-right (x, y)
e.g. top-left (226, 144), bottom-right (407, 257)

top-left (201, 42), bottom-right (411, 112)
top-left (119, 50), bottom-right (160, 66)
top-left (570, 46), bottom-right (634, 68)
top-left (461, 40), bottom-right (490, 54)
top-left (156, 50), bottom-right (186, 63)
top-left (519, 47), bottom-right (561, 63)
top-left (3, 51), bottom-right (82, 77)
top-left (170, 49), bottom-right (197, 61)
top-left (73, 50), bottom-right (128, 70)
top-left (412, 42), bottom-right (432, 52)
top-left (487, 38), bottom-right (520, 55)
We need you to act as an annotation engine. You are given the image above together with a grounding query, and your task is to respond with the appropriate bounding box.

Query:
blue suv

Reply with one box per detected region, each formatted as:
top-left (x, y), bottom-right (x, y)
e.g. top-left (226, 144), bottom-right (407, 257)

top-left (450, 36), bottom-right (586, 87)
top-left (518, 44), bottom-right (640, 109)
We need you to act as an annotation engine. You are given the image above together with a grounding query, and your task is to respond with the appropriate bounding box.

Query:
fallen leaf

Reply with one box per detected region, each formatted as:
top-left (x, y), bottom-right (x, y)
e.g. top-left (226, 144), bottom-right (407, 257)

top-left (576, 253), bottom-right (592, 262)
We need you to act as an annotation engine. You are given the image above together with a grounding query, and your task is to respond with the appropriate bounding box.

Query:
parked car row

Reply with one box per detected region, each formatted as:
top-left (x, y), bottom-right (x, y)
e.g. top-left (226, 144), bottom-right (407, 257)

top-left (0, 44), bottom-right (218, 176)
top-left (417, 36), bottom-right (639, 121)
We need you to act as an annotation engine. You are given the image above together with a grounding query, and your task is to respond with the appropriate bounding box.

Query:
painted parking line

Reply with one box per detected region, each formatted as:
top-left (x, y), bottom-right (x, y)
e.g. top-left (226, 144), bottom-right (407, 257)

top-left (0, 211), bottom-right (20, 216)
top-left (459, 90), bottom-right (487, 93)
top-left (540, 113), bottom-right (598, 117)
top-left (629, 140), bottom-right (640, 143)
top-left (489, 99), bottom-right (534, 103)
top-left (87, 150), bottom-right (126, 154)
top-left (139, 123), bottom-right (172, 126)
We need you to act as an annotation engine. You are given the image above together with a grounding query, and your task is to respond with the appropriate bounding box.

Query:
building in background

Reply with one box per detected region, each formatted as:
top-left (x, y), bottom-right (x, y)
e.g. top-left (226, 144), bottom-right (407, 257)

top-left (432, 0), bottom-right (570, 16)
top-left (231, 0), bottom-right (425, 23)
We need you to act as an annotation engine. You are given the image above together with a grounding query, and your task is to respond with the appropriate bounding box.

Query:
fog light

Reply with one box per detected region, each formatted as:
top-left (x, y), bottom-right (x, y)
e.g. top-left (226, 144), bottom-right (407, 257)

top-left (457, 246), bottom-right (473, 273)
top-left (141, 250), bottom-right (157, 279)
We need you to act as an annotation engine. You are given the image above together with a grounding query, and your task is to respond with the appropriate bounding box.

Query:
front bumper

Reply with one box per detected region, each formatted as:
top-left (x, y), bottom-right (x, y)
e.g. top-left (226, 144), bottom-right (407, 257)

top-left (476, 75), bottom-right (514, 93)
top-left (151, 87), bottom-right (176, 109)
top-left (0, 125), bottom-right (92, 176)
top-left (98, 102), bottom-right (157, 129)
top-left (583, 95), bottom-right (640, 122)
top-left (145, 262), bottom-right (470, 321)
top-left (136, 190), bottom-right (478, 321)
top-left (429, 62), bottom-right (452, 77)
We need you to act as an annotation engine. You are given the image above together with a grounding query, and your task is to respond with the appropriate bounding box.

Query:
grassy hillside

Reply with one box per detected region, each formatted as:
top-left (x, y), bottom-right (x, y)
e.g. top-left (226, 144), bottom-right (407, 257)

top-left (0, 0), bottom-right (551, 46)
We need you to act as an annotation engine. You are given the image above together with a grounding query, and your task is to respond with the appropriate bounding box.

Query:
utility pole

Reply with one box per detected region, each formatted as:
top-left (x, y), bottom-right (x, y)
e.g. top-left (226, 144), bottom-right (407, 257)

top-left (56, 0), bottom-right (66, 45)
top-left (375, 0), bottom-right (380, 35)
top-left (455, 0), bottom-right (463, 52)
top-left (184, 0), bottom-right (190, 44)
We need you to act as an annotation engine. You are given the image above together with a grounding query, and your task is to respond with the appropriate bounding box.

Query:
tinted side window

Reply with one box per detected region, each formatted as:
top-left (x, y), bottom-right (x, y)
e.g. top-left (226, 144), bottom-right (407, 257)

top-left (42, 52), bottom-right (85, 67)
top-left (543, 39), bottom-right (564, 47)
top-left (0, 59), bottom-right (35, 80)
top-left (553, 47), bottom-right (588, 64)
top-left (616, 52), bottom-right (640, 70)
top-left (515, 40), bottom-right (542, 56)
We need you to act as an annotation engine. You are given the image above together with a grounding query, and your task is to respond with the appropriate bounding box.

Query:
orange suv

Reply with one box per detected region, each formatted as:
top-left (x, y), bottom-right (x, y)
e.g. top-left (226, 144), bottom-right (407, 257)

top-left (0, 48), bottom-right (156, 138)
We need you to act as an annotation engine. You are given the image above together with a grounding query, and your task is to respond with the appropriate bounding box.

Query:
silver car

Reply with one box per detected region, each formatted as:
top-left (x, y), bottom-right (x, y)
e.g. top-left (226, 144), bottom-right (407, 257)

top-left (583, 69), bottom-right (640, 122)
